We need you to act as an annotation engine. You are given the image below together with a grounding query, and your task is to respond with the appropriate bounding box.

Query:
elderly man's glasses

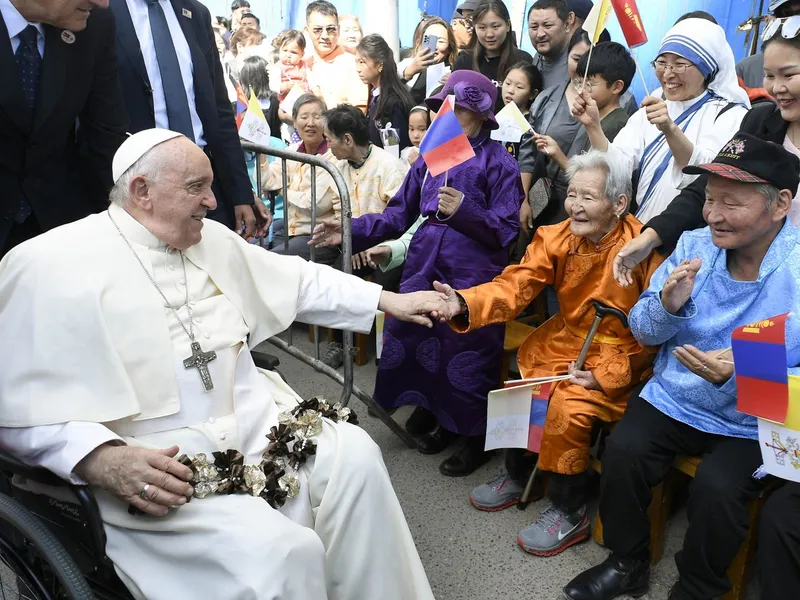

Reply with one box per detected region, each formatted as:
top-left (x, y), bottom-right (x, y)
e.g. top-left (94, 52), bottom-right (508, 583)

top-left (763, 16), bottom-right (800, 42)
top-left (311, 26), bottom-right (338, 37)
top-left (651, 60), bottom-right (696, 74)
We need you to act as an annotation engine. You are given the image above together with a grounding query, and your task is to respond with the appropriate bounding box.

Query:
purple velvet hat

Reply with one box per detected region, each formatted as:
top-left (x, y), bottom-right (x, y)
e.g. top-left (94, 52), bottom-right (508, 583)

top-left (425, 70), bottom-right (499, 130)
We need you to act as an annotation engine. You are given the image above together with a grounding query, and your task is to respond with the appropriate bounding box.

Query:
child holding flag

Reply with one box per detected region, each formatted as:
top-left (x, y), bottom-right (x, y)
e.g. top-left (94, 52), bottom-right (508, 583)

top-left (311, 71), bottom-right (524, 476)
top-left (499, 62), bottom-right (542, 160)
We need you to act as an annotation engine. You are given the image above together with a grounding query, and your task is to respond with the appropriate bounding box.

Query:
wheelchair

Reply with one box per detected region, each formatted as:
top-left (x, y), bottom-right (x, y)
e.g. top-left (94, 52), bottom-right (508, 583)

top-left (0, 352), bottom-right (281, 600)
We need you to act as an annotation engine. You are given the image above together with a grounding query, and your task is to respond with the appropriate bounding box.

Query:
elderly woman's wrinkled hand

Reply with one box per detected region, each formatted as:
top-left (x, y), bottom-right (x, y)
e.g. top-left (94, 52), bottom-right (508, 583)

top-left (613, 229), bottom-right (663, 287)
top-left (437, 187), bottom-right (464, 217)
top-left (673, 345), bottom-right (734, 384)
top-left (74, 444), bottom-right (194, 517)
top-left (352, 245), bottom-right (391, 270)
top-left (430, 281), bottom-right (465, 322)
top-left (661, 258), bottom-right (702, 314)
top-left (571, 91), bottom-right (601, 129)
top-left (642, 96), bottom-right (675, 133)
top-left (568, 361), bottom-right (602, 391)
top-left (308, 219), bottom-right (342, 248)
top-left (378, 290), bottom-right (451, 328)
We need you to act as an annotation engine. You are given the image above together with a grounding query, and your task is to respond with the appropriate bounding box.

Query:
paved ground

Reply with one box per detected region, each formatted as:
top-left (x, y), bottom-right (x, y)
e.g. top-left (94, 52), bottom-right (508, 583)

top-left (260, 327), bottom-right (758, 600)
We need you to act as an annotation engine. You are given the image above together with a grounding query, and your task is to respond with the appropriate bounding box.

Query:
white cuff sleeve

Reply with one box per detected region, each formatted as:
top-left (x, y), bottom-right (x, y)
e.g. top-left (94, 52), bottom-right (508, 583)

top-left (0, 422), bottom-right (123, 484)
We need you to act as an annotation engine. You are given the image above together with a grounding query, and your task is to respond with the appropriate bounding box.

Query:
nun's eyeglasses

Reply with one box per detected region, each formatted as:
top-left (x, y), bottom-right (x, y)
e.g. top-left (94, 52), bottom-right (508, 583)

top-left (763, 16), bottom-right (800, 42)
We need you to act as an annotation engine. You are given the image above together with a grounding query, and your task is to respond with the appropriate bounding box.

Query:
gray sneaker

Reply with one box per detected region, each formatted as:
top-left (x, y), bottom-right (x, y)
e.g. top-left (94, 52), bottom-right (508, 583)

top-left (321, 342), bottom-right (344, 369)
top-left (469, 471), bottom-right (525, 511)
top-left (517, 504), bottom-right (590, 556)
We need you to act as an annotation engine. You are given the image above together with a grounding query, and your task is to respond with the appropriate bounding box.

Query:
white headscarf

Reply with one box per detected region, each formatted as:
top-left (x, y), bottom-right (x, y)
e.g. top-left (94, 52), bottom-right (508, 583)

top-left (657, 18), bottom-right (750, 108)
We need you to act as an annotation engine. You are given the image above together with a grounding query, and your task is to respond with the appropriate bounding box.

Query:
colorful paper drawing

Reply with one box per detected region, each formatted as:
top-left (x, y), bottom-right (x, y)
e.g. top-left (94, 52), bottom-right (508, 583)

top-left (732, 313), bottom-right (790, 423)
top-left (485, 382), bottom-right (552, 452)
top-left (757, 419), bottom-right (800, 483)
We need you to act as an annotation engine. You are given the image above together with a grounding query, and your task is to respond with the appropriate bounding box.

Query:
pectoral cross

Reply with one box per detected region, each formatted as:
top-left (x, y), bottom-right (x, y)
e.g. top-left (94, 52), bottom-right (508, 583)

top-left (183, 341), bottom-right (217, 391)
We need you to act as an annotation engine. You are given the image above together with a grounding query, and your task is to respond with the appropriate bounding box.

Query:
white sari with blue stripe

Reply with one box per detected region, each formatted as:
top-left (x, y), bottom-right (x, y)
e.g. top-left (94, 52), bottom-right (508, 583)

top-left (605, 18), bottom-right (750, 224)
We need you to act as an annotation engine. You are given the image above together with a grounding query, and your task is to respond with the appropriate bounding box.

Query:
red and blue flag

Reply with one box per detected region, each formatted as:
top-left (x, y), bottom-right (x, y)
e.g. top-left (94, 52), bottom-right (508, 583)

top-left (419, 96), bottom-right (475, 177)
top-left (732, 313), bottom-right (790, 423)
top-left (235, 82), bottom-right (248, 130)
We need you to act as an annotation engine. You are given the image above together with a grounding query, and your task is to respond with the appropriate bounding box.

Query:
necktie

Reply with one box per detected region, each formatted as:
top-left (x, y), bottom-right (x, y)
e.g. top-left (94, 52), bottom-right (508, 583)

top-left (14, 25), bottom-right (39, 223)
top-left (145, 0), bottom-right (194, 140)
top-left (15, 25), bottom-right (41, 109)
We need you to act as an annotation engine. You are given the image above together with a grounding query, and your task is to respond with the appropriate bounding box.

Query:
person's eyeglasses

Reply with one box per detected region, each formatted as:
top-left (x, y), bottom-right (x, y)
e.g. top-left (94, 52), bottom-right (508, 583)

top-left (651, 60), bottom-right (696, 74)
top-left (572, 78), bottom-right (599, 90)
top-left (763, 16), bottom-right (800, 42)
top-left (311, 26), bottom-right (338, 37)
top-left (452, 18), bottom-right (473, 30)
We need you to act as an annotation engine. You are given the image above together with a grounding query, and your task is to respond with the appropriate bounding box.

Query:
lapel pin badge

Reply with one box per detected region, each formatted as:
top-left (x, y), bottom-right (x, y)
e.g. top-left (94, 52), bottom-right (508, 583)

top-left (61, 30), bottom-right (76, 44)
top-left (182, 8), bottom-right (192, 18)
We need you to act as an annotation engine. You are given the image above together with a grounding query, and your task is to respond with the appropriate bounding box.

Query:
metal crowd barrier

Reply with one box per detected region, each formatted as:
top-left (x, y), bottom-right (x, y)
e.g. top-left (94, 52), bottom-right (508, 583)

top-left (243, 141), bottom-right (416, 448)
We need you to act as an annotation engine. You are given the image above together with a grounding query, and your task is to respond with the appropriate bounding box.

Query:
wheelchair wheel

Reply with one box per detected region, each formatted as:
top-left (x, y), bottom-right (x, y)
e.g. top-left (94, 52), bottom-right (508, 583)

top-left (0, 493), bottom-right (95, 599)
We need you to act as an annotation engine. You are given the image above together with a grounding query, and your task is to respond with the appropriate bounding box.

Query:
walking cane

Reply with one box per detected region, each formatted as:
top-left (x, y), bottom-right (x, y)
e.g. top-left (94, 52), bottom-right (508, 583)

top-left (516, 301), bottom-right (629, 510)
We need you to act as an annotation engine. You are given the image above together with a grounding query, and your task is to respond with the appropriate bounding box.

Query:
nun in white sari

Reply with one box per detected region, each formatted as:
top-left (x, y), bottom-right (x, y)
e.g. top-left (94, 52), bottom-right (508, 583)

top-left (573, 18), bottom-right (750, 223)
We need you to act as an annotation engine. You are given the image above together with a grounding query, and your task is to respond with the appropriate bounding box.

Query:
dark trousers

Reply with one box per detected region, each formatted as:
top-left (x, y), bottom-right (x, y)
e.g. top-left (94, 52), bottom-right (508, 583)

top-left (0, 213), bottom-right (42, 259)
top-left (505, 449), bottom-right (590, 514)
top-left (759, 482), bottom-right (800, 600)
top-left (600, 392), bottom-right (763, 599)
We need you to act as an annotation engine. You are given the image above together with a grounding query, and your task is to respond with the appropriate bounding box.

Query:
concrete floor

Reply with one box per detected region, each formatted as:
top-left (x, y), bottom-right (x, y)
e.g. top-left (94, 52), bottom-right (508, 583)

top-left (260, 328), bottom-right (758, 600)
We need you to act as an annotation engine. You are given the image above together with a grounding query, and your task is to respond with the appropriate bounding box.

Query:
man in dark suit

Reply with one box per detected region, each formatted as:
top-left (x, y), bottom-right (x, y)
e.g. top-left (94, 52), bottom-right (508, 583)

top-left (0, 0), bottom-right (128, 258)
top-left (109, 0), bottom-right (268, 238)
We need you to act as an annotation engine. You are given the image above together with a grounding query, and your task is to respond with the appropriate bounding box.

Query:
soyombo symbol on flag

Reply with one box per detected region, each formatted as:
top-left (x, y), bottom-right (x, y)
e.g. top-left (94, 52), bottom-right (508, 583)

top-left (732, 313), bottom-right (790, 423)
top-left (419, 96), bottom-right (475, 177)
top-left (610, 0), bottom-right (648, 48)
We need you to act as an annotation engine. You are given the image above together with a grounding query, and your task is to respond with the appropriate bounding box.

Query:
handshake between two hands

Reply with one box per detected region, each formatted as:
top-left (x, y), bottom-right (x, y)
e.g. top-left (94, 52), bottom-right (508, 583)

top-left (378, 281), bottom-right (464, 329)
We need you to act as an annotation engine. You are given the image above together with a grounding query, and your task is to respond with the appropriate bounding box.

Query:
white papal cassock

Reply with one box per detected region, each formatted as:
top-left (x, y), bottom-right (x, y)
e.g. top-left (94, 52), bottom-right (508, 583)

top-left (0, 204), bottom-right (435, 600)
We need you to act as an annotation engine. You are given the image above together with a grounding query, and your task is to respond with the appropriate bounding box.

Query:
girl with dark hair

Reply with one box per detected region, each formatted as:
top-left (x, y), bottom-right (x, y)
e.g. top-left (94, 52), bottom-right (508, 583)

top-left (238, 56), bottom-right (283, 145)
top-left (452, 0), bottom-right (533, 112)
top-left (500, 61), bottom-right (542, 159)
top-left (398, 16), bottom-right (459, 105)
top-left (356, 34), bottom-right (416, 152)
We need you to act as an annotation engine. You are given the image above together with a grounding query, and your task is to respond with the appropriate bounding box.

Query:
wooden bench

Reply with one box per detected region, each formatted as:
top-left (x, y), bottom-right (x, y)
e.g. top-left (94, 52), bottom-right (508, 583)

top-left (592, 455), bottom-right (766, 600)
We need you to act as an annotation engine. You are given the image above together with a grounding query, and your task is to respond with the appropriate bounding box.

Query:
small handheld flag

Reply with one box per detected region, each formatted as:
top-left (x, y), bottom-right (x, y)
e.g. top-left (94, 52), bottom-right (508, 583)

top-left (485, 380), bottom-right (559, 452)
top-left (491, 102), bottom-right (533, 143)
top-left (419, 96), bottom-right (475, 177)
top-left (610, 0), bottom-right (648, 48)
top-left (239, 92), bottom-right (272, 146)
top-left (732, 313), bottom-right (790, 423)
top-left (583, 0), bottom-right (612, 44)
top-left (234, 83), bottom-right (248, 130)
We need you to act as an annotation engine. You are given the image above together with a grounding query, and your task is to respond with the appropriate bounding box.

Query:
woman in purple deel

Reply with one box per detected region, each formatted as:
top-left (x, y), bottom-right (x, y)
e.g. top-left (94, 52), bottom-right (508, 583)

top-left (313, 70), bottom-right (523, 476)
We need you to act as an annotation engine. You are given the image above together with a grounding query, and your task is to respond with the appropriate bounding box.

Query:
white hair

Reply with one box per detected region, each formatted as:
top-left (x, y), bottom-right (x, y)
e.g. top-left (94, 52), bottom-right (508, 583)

top-left (108, 146), bottom-right (167, 207)
top-left (755, 183), bottom-right (780, 212)
top-left (565, 150), bottom-right (632, 213)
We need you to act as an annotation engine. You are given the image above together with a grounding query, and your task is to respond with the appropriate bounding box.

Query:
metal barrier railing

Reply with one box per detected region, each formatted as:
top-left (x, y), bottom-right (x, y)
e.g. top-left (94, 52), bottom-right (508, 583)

top-left (243, 141), bottom-right (415, 448)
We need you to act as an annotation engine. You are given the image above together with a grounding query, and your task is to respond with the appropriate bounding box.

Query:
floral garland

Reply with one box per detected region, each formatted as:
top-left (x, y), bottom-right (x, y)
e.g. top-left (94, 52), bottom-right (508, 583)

top-left (175, 397), bottom-right (357, 510)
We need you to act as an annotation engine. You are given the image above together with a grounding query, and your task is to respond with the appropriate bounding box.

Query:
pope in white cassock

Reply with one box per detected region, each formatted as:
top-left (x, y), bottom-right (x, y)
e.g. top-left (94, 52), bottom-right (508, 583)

top-left (0, 130), bottom-right (440, 599)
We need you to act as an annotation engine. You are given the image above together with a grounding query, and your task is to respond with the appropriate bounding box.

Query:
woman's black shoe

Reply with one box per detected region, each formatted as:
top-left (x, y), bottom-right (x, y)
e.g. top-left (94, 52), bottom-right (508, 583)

top-left (439, 436), bottom-right (493, 477)
top-left (405, 406), bottom-right (437, 435)
top-left (562, 553), bottom-right (649, 600)
top-left (416, 426), bottom-right (457, 455)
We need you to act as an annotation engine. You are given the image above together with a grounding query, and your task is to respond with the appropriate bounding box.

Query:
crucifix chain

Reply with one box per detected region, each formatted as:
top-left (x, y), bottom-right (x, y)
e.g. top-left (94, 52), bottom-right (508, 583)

top-left (107, 213), bottom-right (217, 390)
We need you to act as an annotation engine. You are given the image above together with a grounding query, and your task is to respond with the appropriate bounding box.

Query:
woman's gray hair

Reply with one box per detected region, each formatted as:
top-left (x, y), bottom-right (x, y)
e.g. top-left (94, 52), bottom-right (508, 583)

top-left (108, 146), bottom-right (166, 206)
top-left (756, 183), bottom-right (781, 212)
top-left (292, 93), bottom-right (327, 120)
top-left (566, 150), bottom-right (632, 211)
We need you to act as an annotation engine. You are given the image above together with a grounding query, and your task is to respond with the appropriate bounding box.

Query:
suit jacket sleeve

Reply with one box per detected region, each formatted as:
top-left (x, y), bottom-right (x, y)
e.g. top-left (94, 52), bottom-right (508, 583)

top-left (201, 6), bottom-right (253, 207)
top-left (77, 11), bottom-right (129, 211)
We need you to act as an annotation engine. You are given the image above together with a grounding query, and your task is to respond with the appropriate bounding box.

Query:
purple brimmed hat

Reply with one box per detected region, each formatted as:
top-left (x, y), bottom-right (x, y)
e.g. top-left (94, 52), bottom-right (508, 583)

top-left (425, 70), bottom-right (499, 130)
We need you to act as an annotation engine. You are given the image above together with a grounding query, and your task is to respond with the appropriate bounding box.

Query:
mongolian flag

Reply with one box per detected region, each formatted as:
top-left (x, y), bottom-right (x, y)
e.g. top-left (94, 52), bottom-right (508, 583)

top-left (419, 96), bottom-right (475, 177)
top-left (610, 0), bottom-right (648, 48)
top-left (732, 313), bottom-right (790, 423)
top-left (235, 82), bottom-right (249, 129)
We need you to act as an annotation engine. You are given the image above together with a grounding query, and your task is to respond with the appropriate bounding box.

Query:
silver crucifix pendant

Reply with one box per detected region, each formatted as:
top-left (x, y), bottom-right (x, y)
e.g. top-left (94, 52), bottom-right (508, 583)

top-left (183, 341), bottom-right (217, 391)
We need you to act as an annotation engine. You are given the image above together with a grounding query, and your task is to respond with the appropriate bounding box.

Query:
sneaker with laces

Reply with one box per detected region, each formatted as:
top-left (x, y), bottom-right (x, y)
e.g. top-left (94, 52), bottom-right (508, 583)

top-left (321, 342), bottom-right (345, 369)
top-left (517, 504), bottom-right (590, 556)
top-left (469, 470), bottom-right (525, 511)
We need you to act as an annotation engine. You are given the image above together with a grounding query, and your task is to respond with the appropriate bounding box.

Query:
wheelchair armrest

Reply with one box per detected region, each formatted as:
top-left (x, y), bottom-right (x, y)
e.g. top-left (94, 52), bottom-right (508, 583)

top-left (0, 449), bottom-right (67, 488)
top-left (252, 350), bottom-right (280, 371)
